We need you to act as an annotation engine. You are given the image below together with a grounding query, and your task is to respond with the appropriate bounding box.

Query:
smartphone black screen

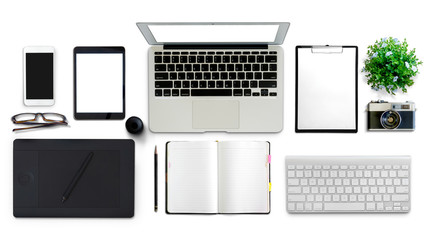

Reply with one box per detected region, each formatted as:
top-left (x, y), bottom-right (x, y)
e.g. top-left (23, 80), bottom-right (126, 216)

top-left (26, 53), bottom-right (53, 99)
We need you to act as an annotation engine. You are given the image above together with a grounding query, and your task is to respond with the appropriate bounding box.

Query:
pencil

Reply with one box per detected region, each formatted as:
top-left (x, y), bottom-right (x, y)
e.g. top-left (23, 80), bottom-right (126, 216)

top-left (154, 145), bottom-right (158, 212)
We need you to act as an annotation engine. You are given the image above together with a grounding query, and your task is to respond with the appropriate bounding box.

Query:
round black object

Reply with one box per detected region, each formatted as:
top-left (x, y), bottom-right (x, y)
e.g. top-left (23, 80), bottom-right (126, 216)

top-left (381, 110), bottom-right (401, 129)
top-left (126, 116), bottom-right (144, 134)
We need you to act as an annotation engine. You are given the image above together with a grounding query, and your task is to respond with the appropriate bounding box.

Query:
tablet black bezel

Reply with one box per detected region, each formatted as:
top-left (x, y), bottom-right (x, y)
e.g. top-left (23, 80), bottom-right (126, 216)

top-left (74, 46), bottom-right (125, 120)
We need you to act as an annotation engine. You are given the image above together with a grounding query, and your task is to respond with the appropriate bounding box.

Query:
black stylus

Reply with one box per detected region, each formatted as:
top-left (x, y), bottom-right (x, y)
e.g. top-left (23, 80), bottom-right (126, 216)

top-left (62, 152), bottom-right (94, 203)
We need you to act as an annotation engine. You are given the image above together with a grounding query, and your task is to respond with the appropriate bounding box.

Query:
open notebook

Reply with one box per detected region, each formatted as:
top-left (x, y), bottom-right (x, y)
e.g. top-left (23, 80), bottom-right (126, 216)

top-left (166, 141), bottom-right (270, 214)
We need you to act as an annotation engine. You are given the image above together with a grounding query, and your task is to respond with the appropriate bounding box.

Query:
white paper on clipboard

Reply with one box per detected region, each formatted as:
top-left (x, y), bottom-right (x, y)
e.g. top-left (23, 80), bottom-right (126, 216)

top-left (296, 46), bottom-right (358, 132)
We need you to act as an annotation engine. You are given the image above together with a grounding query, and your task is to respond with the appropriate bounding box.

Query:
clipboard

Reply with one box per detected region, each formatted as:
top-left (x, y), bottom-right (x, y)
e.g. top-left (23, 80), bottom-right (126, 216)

top-left (295, 45), bottom-right (358, 133)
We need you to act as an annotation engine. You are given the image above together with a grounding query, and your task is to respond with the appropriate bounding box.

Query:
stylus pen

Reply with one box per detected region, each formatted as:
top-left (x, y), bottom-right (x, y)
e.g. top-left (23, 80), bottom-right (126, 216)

top-left (62, 152), bottom-right (94, 203)
top-left (154, 146), bottom-right (158, 212)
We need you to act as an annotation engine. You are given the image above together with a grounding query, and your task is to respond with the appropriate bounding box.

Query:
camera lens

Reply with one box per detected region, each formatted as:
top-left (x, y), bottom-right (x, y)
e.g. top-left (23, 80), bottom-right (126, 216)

top-left (380, 110), bottom-right (401, 129)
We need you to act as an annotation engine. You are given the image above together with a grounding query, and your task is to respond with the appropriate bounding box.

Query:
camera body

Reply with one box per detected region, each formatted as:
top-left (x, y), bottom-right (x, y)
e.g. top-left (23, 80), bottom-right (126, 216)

top-left (368, 100), bottom-right (415, 131)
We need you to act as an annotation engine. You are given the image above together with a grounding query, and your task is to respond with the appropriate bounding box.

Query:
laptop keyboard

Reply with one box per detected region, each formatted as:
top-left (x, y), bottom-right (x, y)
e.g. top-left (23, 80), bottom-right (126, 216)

top-left (154, 50), bottom-right (278, 97)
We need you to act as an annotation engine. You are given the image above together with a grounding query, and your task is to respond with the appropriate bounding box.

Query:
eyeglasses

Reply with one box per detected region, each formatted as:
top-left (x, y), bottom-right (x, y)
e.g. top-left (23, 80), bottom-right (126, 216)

top-left (11, 113), bottom-right (68, 132)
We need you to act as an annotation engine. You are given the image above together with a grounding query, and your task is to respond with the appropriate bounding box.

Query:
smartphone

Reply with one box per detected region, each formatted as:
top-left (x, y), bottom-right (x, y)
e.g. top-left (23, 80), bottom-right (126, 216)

top-left (23, 46), bottom-right (55, 106)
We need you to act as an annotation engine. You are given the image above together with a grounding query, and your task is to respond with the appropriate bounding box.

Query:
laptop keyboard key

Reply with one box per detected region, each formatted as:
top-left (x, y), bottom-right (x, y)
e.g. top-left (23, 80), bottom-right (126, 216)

top-left (195, 72), bottom-right (203, 80)
top-left (255, 72), bottom-right (262, 79)
top-left (208, 81), bottom-right (216, 88)
top-left (242, 81), bottom-right (249, 88)
top-left (233, 89), bottom-right (243, 96)
top-left (216, 81), bottom-right (224, 88)
top-left (176, 64), bottom-right (183, 71)
top-left (261, 64), bottom-right (268, 71)
top-left (233, 81), bottom-right (241, 88)
top-left (270, 64), bottom-right (277, 71)
top-left (223, 56), bottom-right (230, 63)
top-left (203, 72), bottom-right (211, 80)
top-left (235, 64), bottom-right (243, 71)
top-left (191, 81), bottom-right (198, 88)
top-left (155, 64), bottom-right (166, 71)
top-left (174, 81), bottom-right (181, 88)
top-left (168, 64), bottom-right (175, 71)
top-left (265, 55), bottom-right (277, 62)
top-left (214, 56), bottom-right (221, 63)
top-left (248, 56), bottom-right (256, 63)
top-left (163, 89), bottom-right (171, 96)
top-left (155, 73), bottom-right (169, 80)
top-left (218, 64), bottom-right (226, 71)
top-left (231, 56), bottom-right (239, 63)
top-left (186, 73), bottom-right (194, 80)
top-left (261, 89), bottom-right (269, 96)
top-left (189, 56), bottom-right (196, 63)
top-left (220, 72), bottom-right (228, 80)
top-left (155, 56), bottom-right (162, 63)
top-left (181, 89), bottom-right (190, 96)
top-left (170, 72), bottom-right (177, 80)
top-left (206, 56), bottom-right (213, 63)
top-left (191, 89), bottom-right (232, 96)
top-left (244, 89), bottom-right (252, 96)
top-left (178, 73), bottom-right (185, 80)
top-left (252, 64), bottom-right (260, 71)
top-left (180, 56), bottom-right (188, 63)
top-left (257, 56), bottom-right (264, 63)
top-left (269, 92), bottom-right (277, 96)
top-left (155, 89), bottom-right (162, 96)
top-left (185, 64), bottom-right (192, 71)
top-left (250, 81), bottom-right (258, 88)
top-left (246, 72), bottom-right (253, 80)
top-left (263, 72), bottom-right (277, 79)
top-left (210, 64), bottom-right (218, 71)
top-left (225, 81), bottom-right (232, 88)
top-left (155, 81), bottom-right (173, 88)
top-left (259, 81), bottom-right (277, 88)
top-left (199, 81), bottom-right (207, 88)
top-left (212, 72), bottom-right (219, 80)
top-left (197, 56), bottom-right (204, 63)
top-left (163, 56), bottom-right (171, 63)
top-left (182, 81), bottom-right (190, 88)
top-left (229, 72), bottom-right (237, 79)
top-left (172, 89), bottom-right (179, 96)
top-left (238, 72), bottom-right (245, 79)
top-left (201, 64), bottom-right (209, 71)
top-left (172, 56), bottom-right (179, 63)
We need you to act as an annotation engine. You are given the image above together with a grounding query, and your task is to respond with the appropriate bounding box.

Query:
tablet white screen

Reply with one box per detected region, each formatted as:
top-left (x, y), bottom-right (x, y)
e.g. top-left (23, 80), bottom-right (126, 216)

top-left (76, 53), bottom-right (123, 113)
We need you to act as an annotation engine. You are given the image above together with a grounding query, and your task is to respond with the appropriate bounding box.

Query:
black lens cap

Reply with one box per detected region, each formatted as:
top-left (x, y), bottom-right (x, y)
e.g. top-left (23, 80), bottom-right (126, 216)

top-left (126, 116), bottom-right (144, 134)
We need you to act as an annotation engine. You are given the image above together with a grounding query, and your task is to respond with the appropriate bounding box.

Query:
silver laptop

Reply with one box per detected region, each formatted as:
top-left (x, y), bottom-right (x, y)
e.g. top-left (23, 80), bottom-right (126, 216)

top-left (136, 22), bottom-right (290, 132)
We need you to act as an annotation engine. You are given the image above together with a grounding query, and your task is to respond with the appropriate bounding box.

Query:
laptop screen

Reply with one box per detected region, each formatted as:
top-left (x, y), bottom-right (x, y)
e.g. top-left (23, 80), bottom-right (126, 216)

top-left (137, 22), bottom-right (290, 45)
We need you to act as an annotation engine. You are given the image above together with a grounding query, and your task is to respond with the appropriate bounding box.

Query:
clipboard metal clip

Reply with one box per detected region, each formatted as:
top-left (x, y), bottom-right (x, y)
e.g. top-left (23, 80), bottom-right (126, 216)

top-left (311, 45), bottom-right (343, 54)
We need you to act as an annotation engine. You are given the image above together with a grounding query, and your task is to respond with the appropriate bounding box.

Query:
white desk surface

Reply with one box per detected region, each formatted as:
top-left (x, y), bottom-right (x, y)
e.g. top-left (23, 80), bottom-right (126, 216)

top-left (1, 0), bottom-right (425, 239)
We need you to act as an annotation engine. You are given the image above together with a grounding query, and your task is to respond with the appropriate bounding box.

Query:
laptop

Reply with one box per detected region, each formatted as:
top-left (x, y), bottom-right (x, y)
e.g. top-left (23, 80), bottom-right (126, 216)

top-left (136, 22), bottom-right (290, 132)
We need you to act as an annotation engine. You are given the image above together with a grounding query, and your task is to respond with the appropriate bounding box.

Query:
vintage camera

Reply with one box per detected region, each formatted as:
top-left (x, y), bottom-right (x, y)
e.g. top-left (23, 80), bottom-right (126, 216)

top-left (368, 100), bottom-right (415, 130)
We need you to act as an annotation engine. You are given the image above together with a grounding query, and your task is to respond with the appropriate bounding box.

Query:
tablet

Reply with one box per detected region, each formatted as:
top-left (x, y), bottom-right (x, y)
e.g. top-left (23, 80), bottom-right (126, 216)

top-left (74, 47), bottom-right (125, 120)
top-left (14, 139), bottom-right (135, 217)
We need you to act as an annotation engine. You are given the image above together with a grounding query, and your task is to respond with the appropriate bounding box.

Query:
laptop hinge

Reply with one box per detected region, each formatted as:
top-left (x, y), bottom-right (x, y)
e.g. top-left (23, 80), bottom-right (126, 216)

top-left (163, 44), bottom-right (268, 50)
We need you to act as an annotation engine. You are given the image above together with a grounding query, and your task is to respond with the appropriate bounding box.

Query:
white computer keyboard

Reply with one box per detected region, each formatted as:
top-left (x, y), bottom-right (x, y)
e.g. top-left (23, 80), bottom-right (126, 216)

top-left (286, 156), bottom-right (411, 213)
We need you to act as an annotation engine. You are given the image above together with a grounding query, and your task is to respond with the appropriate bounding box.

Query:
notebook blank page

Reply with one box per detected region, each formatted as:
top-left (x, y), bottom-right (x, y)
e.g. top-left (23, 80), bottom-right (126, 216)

top-left (218, 141), bottom-right (269, 213)
top-left (167, 141), bottom-right (218, 213)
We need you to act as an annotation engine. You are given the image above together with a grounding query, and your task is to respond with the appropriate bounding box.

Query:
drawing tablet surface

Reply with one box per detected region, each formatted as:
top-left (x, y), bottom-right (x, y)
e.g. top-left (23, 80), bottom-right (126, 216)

top-left (13, 139), bottom-right (134, 217)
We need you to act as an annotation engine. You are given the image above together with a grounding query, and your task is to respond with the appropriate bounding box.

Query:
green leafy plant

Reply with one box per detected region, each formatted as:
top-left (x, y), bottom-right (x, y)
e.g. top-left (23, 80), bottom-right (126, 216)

top-left (363, 37), bottom-right (422, 95)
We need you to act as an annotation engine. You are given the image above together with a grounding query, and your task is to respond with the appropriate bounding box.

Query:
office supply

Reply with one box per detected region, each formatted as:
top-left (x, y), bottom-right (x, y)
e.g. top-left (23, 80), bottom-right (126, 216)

top-left (126, 116), bottom-right (144, 134)
top-left (295, 45), bottom-right (358, 133)
top-left (23, 46), bottom-right (55, 106)
top-left (14, 139), bottom-right (135, 217)
top-left (154, 145), bottom-right (158, 212)
top-left (11, 112), bottom-right (68, 131)
top-left (286, 156), bottom-right (411, 213)
top-left (166, 141), bottom-right (270, 214)
top-left (136, 22), bottom-right (290, 132)
top-left (62, 152), bottom-right (94, 203)
top-left (74, 47), bottom-right (125, 120)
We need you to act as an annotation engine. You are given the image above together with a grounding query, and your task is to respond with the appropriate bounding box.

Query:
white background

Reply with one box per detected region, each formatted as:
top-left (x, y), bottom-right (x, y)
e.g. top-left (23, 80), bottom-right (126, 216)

top-left (0, 0), bottom-right (425, 239)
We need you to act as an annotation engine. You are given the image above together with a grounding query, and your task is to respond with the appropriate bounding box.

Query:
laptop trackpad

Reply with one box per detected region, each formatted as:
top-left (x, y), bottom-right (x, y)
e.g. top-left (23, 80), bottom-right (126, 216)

top-left (192, 100), bottom-right (239, 129)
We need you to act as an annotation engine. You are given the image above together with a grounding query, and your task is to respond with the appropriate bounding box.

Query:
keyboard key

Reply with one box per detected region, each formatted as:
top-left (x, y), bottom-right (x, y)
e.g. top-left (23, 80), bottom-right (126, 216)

top-left (214, 56), bottom-right (221, 63)
top-left (197, 56), bottom-right (204, 63)
top-left (163, 56), bottom-right (171, 63)
top-left (193, 64), bottom-right (200, 71)
top-left (246, 72), bottom-right (253, 80)
top-left (263, 72), bottom-right (277, 79)
top-left (238, 72), bottom-right (245, 80)
top-left (163, 89), bottom-right (171, 96)
top-left (206, 56), bottom-right (213, 63)
top-left (265, 55), bottom-right (277, 62)
top-left (189, 56), bottom-right (196, 63)
top-left (181, 89), bottom-right (190, 96)
top-left (261, 89), bottom-right (269, 96)
top-left (168, 64), bottom-right (175, 71)
top-left (203, 72), bottom-right (211, 80)
top-left (186, 73), bottom-right (194, 80)
top-left (242, 81), bottom-right (249, 88)
top-left (201, 64), bottom-right (209, 71)
top-left (218, 64), bottom-right (226, 71)
top-left (170, 73), bottom-right (177, 80)
top-left (155, 52), bottom-right (162, 55)
top-left (155, 73), bottom-right (168, 80)
top-left (155, 89), bottom-right (162, 96)
top-left (227, 64), bottom-right (234, 71)
top-left (288, 195), bottom-right (306, 202)
top-left (176, 64), bottom-right (184, 71)
top-left (257, 55), bottom-right (264, 63)
top-left (259, 81), bottom-right (277, 88)
top-left (225, 81), bottom-right (232, 88)
top-left (155, 56), bottom-right (162, 63)
top-left (178, 73), bottom-right (185, 80)
top-left (269, 92), bottom-right (277, 96)
top-left (184, 64), bottom-right (192, 71)
top-left (191, 81), bottom-right (198, 88)
top-left (191, 89), bottom-right (232, 96)
top-left (199, 81), bottom-right (207, 88)
top-left (208, 81), bottom-right (215, 88)
top-left (155, 64), bottom-right (166, 71)
top-left (244, 89), bottom-right (251, 96)
top-left (210, 64), bottom-right (218, 71)
top-left (235, 64), bottom-right (243, 71)
top-left (261, 64), bottom-right (269, 71)
top-left (223, 56), bottom-right (230, 63)
top-left (229, 72), bottom-right (237, 79)
top-left (324, 203), bottom-right (365, 211)
top-left (252, 64), bottom-right (260, 71)
top-left (195, 72), bottom-right (203, 80)
top-left (172, 89), bottom-right (179, 96)
top-left (231, 56), bottom-right (239, 63)
top-left (172, 56), bottom-right (179, 63)
top-left (220, 72), bottom-right (228, 80)
top-left (212, 72), bottom-right (219, 80)
top-left (244, 64), bottom-right (251, 71)
top-left (240, 56), bottom-right (247, 63)
top-left (173, 81), bottom-right (181, 88)
top-left (252, 92), bottom-right (260, 96)
top-left (216, 81), bottom-right (224, 88)
top-left (250, 81), bottom-right (258, 88)
top-left (155, 81), bottom-right (172, 88)
top-left (233, 81), bottom-right (241, 88)
top-left (255, 72), bottom-right (262, 79)
top-left (182, 81), bottom-right (190, 88)
top-left (233, 89), bottom-right (243, 96)
top-left (248, 55), bottom-right (256, 63)
top-left (269, 64), bottom-right (277, 71)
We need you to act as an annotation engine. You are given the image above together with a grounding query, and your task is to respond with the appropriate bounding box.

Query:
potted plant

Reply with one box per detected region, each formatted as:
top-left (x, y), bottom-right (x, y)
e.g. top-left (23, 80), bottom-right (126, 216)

top-left (362, 37), bottom-right (422, 95)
